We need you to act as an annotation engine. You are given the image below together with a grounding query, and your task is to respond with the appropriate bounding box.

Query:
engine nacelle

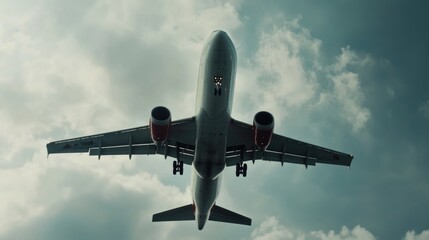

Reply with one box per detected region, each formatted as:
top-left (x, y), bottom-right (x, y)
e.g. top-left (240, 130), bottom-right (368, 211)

top-left (150, 106), bottom-right (171, 146)
top-left (253, 111), bottom-right (274, 151)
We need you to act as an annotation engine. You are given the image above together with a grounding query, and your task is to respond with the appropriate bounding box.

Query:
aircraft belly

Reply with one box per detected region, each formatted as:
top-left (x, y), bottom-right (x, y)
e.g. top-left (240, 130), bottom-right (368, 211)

top-left (191, 171), bottom-right (222, 212)
top-left (194, 109), bottom-right (229, 180)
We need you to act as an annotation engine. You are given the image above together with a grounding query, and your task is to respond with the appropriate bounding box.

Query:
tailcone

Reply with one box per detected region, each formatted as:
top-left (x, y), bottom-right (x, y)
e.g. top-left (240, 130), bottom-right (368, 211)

top-left (197, 213), bottom-right (208, 230)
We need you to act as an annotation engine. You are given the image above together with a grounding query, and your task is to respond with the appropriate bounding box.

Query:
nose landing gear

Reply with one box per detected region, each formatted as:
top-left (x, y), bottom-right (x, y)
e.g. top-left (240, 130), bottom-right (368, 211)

top-left (235, 163), bottom-right (247, 177)
top-left (214, 76), bottom-right (223, 96)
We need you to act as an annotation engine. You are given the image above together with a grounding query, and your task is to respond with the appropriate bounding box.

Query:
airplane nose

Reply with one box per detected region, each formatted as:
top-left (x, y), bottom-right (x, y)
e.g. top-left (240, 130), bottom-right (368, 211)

top-left (210, 30), bottom-right (230, 51)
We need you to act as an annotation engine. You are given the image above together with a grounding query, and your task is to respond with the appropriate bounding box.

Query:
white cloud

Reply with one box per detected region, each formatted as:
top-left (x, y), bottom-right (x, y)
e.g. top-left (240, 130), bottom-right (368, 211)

top-left (251, 217), bottom-right (304, 240)
top-left (86, 0), bottom-right (241, 45)
top-left (0, 151), bottom-right (190, 238)
top-left (251, 218), bottom-right (379, 240)
top-left (333, 46), bottom-right (373, 73)
top-left (252, 219), bottom-right (429, 240)
top-left (235, 20), bottom-right (321, 126)
top-left (255, 22), bottom-right (321, 108)
top-left (329, 46), bottom-right (371, 132)
top-left (311, 225), bottom-right (376, 240)
top-left (403, 230), bottom-right (429, 240)
top-left (330, 71), bottom-right (371, 132)
top-left (234, 21), bottom-right (372, 132)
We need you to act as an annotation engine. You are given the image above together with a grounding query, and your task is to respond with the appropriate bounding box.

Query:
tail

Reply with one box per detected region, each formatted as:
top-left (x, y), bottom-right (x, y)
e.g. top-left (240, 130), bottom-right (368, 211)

top-left (152, 204), bottom-right (251, 227)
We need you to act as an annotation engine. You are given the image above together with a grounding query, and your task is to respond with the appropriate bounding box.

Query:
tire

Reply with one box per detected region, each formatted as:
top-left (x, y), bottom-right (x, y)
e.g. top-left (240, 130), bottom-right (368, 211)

top-left (173, 161), bottom-right (177, 175)
top-left (243, 163), bottom-right (248, 177)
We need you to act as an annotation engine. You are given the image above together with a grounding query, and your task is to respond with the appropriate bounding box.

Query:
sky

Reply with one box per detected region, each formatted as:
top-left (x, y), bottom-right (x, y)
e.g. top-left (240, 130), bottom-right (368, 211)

top-left (1, 0), bottom-right (429, 239)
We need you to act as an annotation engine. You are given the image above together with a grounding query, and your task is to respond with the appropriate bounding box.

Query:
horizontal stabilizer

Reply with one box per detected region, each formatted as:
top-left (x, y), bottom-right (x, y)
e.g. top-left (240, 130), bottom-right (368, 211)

top-left (209, 205), bottom-right (251, 226)
top-left (152, 204), bottom-right (195, 222)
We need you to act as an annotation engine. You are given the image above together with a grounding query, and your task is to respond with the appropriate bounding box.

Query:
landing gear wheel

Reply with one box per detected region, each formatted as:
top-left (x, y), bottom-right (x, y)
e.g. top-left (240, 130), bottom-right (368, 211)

top-left (235, 163), bottom-right (248, 177)
top-left (173, 161), bottom-right (177, 175)
top-left (219, 88), bottom-right (222, 96)
top-left (179, 161), bottom-right (184, 175)
top-left (214, 88), bottom-right (218, 95)
top-left (173, 160), bottom-right (184, 175)
top-left (243, 163), bottom-right (247, 177)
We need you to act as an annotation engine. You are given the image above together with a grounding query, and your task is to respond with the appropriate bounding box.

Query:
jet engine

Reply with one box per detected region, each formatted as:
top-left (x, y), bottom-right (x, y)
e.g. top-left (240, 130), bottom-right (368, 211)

top-left (253, 111), bottom-right (274, 151)
top-left (150, 106), bottom-right (171, 146)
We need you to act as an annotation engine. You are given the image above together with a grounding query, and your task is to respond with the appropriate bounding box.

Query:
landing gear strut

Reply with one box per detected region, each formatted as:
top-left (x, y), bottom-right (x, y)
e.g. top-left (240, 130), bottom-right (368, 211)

top-left (173, 160), bottom-right (184, 175)
top-left (214, 88), bottom-right (222, 96)
top-left (235, 163), bottom-right (247, 177)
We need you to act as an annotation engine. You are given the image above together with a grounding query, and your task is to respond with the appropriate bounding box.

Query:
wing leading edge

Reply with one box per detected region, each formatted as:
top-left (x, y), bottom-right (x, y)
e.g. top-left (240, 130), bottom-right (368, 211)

top-left (46, 117), bottom-right (196, 164)
top-left (226, 118), bottom-right (353, 167)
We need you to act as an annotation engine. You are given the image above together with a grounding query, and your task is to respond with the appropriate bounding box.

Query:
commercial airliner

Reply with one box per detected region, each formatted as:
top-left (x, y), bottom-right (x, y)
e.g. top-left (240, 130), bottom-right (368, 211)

top-left (46, 30), bottom-right (353, 230)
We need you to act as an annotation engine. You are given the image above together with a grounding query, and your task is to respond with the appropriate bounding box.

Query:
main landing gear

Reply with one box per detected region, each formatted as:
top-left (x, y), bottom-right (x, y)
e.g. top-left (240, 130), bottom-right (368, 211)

top-left (235, 163), bottom-right (247, 177)
top-left (173, 160), bottom-right (184, 175)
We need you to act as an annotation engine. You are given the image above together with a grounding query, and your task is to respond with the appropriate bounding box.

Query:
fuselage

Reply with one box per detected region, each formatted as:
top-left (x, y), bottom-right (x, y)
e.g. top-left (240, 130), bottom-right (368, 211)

top-left (191, 30), bottom-right (237, 230)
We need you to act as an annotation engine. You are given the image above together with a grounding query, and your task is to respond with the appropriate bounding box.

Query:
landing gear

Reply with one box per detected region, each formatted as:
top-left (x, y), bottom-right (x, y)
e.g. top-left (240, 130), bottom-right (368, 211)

top-left (235, 163), bottom-right (247, 177)
top-left (173, 160), bottom-right (184, 175)
top-left (214, 76), bottom-right (223, 96)
top-left (214, 87), bottom-right (222, 96)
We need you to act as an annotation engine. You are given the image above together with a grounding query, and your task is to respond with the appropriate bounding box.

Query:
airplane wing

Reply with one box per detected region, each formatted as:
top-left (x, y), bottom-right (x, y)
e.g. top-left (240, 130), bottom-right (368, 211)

top-left (225, 118), bottom-right (353, 168)
top-left (46, 117), bottom-right (196, 165)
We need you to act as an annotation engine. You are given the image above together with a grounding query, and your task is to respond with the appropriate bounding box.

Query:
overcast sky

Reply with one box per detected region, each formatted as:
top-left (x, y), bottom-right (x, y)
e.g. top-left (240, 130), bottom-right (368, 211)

top-left (1, 0), bottom-right (429, 239)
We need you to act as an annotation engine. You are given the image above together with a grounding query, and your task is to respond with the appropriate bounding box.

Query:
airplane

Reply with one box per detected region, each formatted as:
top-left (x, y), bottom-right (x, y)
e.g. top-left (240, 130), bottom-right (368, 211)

top-left (46, 30), bottom-right (353, 230)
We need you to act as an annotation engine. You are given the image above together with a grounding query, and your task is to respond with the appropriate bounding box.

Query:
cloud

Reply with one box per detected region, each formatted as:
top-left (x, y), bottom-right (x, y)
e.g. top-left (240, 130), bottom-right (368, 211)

top-left (252, 218), bottom-right (429, 240)
top-left (251, 217), bottom-right (304, 240)
top-left (0, 154), bottom-right (191, 239)
top-left (419, 100), bottom-right (429, 120)
top-left (234, 20), bottom-right (372, 132)
top-left (1, 1), bottom-right (422, 239)
top-left (0, 0), bottom-right (242, 238)
top-left (311, 225), bottom-right (376, 240)
top-left (251, 218), bottom-right (378, 240)
top-left (246, 21), bottom-right (321, 120)
top-left (403, 230), bottom-right (429, 240)
top-left (329, 46), bottom-right (371, 132)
